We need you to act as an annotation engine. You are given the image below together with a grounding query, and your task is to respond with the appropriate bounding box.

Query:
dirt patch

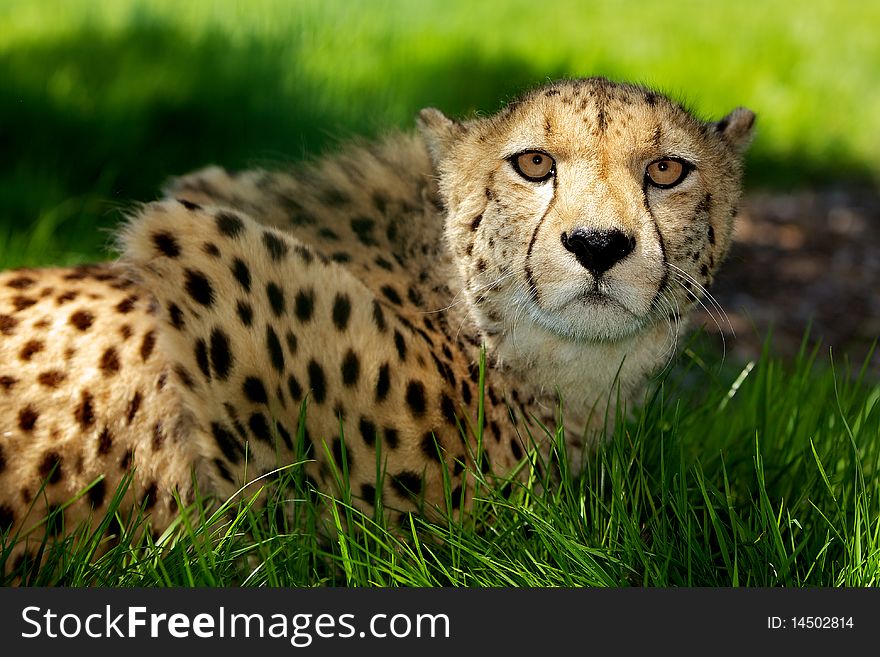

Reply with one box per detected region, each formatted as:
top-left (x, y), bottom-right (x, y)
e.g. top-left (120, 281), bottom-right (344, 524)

top-left (692, 187), bottom-right (880, 370)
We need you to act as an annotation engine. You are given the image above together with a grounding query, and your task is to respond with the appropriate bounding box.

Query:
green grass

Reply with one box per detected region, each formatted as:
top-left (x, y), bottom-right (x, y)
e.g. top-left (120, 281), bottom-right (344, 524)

top-left (4, 336), bottom-right (879, 587)
top-left (2, 0), bottom-right (879, 268)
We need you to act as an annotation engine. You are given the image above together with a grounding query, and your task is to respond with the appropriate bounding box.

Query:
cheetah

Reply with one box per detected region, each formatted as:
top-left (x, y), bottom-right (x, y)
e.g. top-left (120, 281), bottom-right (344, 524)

top-left (0, 78), bottom-right (754, 565)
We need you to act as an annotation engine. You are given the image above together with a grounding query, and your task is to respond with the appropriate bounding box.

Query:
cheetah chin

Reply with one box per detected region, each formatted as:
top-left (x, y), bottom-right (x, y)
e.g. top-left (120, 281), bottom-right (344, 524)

top-left (0, 77), bottom-right (753, 560)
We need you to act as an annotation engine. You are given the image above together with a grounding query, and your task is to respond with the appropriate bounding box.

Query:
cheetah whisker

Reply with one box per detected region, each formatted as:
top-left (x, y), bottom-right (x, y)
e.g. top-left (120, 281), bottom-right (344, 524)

top-left (667, 263), bottom-right (735, 338)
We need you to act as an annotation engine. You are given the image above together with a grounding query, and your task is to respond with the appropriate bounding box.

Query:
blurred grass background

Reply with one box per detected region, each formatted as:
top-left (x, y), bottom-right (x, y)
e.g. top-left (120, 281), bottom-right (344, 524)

top-left (1, 0), bottom-right (878, 269)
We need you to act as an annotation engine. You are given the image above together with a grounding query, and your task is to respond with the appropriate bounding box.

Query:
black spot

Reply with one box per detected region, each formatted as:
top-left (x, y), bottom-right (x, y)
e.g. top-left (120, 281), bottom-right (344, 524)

top-left (276, 423), bottom-right (294, 451)
top-left (116, 294), bottom-right (138, 314)
top-left (266, 282), bottom-right (285, 316)
top-left (262, 231), bottom-right (289, 261)
top-left (214, 458), bottom-right (235, 483)
top-left (332, 293), bottom-right (352, 331)
top-left (359, 417), bottom-right (377, 447)
top-left (38, 451), bottom-right (63, 484)
top-left (294, 289), bottom-right (315, 322)
top-left (393, 330), bottom-right (407, 362)
top-left (321, 188), bottom-right (349, 206)
top-left (470, 214), bottom-right (483, 231)
top-left (332, 438), bottom-right (352, 472)
top-left (372, 300), bottom-right (387, 332)
top-left (285, 331), bottom-right (297, 355)
top-left (216, 211), bottom-right (245, 237)
top-left (140, 482), bottom-right (158, 511)
top-left (75, 391), bottom-right (95, 429)
top-left (203, 242), bottom-right (221, 257)
top-left (375, 256), bottom-right (394, 271)
top-left (248, 412), bottom-right (273, 444)
top-left (707, 225), bottom-right (716, 245)
top-left (421, 432), bottom-right (442, 462)
top-left (152, 231), bottom-right (181, 258)
top-left (210, 328), bottom-right (233, 380)
top-left (184, 269), bottom-right (214, 306)
top-left (701, 264), bottom-right (710, 277)
top-left (211, 422), bottom-right (243, 464)
top-left (383, 428), bottom-right (400, 449)
top-left (243, 376), bottom-right (268, 404)
top-left (168, 303), bottom-right (185, 329)
top-left (361, 483), bottom-right (377, 502)
top-left (12, 295), bottom-right (36, 311)
top-left (6, 275), bottom-right (35, 290)
top-left (266, 326), bottom-right (285, 373)
top-left (69, 310), bottom-right (94, 331)
top-left (97, 346), bottom-right (120, 376)
top-left (1, 504), bottom-right (17, 531)
top-left (97, 427), bottom-right (113, 454)
top-left (194, 339), bottom-right (210, 378)
top-left (318, 227), bottom-right (339, 241)
top-left (152, 422), bottom-right (165, 450)
top-left (231, 258), bottom-right (251, 292)
top-left (126, 392), bottom-right (141, 424)
top-left (405, 380), bottom-right (427, 417)
top-left (449, 485), bottom-right (463, 510)
top-left (330, 252), bottom-right (351, 263)
top-left (371, 191), bottom-right (388, 213)
top-left (391, 471), bottom-right (422, 497)
top-left (140, 330), bottom-right (156, 361)
top-left (308, 360), bottom-right (327, 404)
top-left (236, 301), bottom-right (253, 326)
top-left (294, 245), bottom-right (314, 264)
top-left (174, 364), bottom-right (195, 390)
top-left (178, 198), bottom-right (201, 211)
top-left (85, 478), bottom-right (106, 508)
top-left (488, 387), bottom-right (499, 407)
top-left (381, 285), bottom-right (402, 305)
top-left (510, 439), bottom-right (523, 460)
top-left (407, 286), bottom-right (423, 306)
top-left (351, 217), bottom-right (377, 246)
top-left (0, 314), bottom-right (19, 335)
top-left (341, 349), bottom-right (360, 387)
top-left (440, 393), bottom-right (457, 426)
top-left (287, 374), bottom-right (303, 402)
top-left (375, 362), bottom-right (391, 401)
top-left (19, 339), bottom-right (43, 361)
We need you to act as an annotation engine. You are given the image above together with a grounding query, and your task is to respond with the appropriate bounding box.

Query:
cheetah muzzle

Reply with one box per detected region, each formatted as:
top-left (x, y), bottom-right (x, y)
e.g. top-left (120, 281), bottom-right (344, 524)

top-left (0, 77), bottom-right (754, 562)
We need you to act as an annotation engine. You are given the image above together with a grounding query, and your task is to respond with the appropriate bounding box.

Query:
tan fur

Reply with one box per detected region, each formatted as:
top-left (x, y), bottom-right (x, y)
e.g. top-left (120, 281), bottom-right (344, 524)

top-left (0, 78), bottom-right (754, 567)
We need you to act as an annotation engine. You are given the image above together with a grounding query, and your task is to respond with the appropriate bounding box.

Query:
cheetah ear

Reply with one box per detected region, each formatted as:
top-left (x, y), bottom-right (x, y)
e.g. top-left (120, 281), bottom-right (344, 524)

top-left (714, 107), bottom-right (756, 154)
top-left (417, 108), bottom-right (467, 164)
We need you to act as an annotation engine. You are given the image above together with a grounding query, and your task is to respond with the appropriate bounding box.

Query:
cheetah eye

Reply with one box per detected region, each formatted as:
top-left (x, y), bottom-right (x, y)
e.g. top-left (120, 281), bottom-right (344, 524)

top-left (510, 150), bottom-right (555, 182)
top-left (645, 157), bottom-right (692, 188)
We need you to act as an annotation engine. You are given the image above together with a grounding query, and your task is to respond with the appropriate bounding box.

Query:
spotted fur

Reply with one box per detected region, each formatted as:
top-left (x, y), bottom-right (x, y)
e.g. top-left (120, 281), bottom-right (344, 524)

top-left (0, 78), bottom-right (754, 567)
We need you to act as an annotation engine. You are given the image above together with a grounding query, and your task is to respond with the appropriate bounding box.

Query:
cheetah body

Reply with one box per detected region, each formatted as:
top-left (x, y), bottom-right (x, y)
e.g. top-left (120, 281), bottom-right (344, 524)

top-left (0, 78), bottom-right (754, 559)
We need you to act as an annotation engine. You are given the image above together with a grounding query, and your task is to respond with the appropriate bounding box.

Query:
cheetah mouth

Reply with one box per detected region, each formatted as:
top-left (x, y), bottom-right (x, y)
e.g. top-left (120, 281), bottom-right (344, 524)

top-left (576, 290), bottom-right (616, 306)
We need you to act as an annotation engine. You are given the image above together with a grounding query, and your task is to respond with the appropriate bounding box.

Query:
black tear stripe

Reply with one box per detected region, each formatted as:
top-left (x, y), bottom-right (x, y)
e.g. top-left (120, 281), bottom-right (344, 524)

top-left (523, 174), bottom-right (559, 304)
top-left (640, 185), bottom-right (669, 308)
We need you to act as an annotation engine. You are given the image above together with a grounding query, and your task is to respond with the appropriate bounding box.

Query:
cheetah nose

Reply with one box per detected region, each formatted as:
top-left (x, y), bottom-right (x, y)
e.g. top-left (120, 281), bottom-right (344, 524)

top-left (561, 228), bottom-right (636, 277)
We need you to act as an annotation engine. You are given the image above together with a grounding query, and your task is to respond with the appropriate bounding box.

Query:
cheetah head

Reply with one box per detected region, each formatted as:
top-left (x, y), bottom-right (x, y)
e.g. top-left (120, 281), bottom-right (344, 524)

top-left (418, 77), bottom-right (754, 344)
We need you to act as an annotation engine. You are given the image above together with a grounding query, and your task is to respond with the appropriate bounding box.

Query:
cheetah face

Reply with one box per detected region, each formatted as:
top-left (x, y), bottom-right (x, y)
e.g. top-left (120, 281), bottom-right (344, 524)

top-left (420, 78), bottom-right (754, 343)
